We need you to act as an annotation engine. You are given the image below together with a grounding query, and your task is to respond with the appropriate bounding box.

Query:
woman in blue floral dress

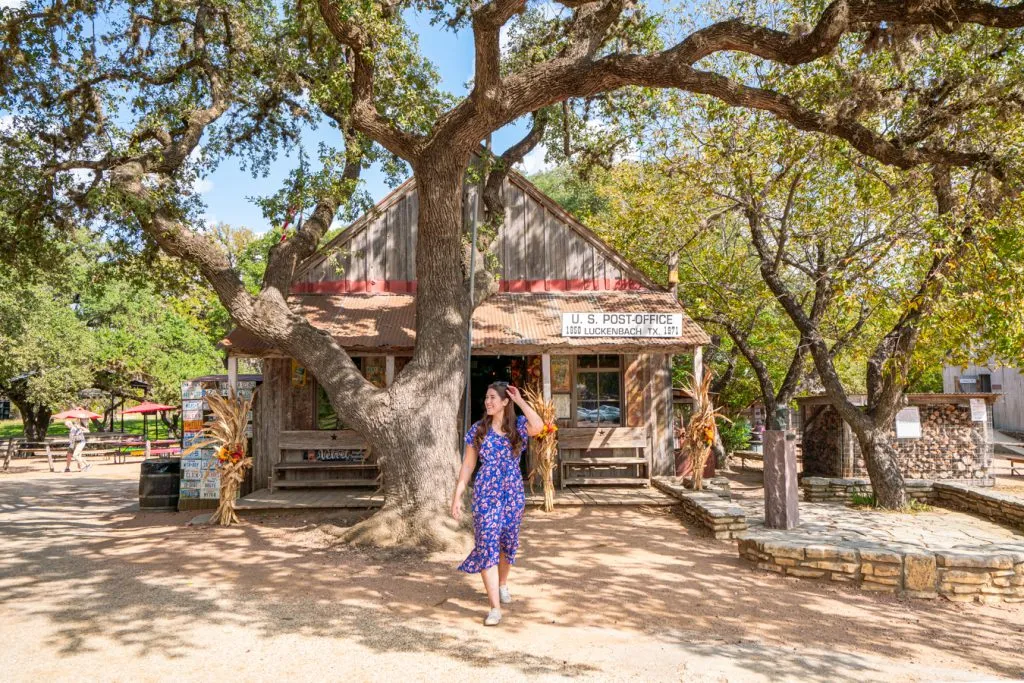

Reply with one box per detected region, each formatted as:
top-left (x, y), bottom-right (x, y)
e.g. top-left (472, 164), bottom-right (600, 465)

top-left (451, 382), bottom-right (543, 626)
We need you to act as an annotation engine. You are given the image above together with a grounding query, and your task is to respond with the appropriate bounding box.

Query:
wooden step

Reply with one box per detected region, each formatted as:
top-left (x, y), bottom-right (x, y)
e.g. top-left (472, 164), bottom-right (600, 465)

top-left (561, 457), bottom-right (647, 465)
top-left (275, 461), bottom-right (378, 470)
top-left (272, 479), bottom-right (379, 489)
top-left (561, 477), bottom-right (649, 486)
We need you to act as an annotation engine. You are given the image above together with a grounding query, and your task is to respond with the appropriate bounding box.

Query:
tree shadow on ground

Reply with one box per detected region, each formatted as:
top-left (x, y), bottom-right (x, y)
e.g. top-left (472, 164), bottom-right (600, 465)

top-left (1, 475), bottom-right (1023, 680)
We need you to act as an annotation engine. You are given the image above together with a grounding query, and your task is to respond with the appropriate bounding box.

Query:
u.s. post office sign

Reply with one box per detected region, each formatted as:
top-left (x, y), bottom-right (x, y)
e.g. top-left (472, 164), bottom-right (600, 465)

top-left (562, 312), bottom-right (683, 338)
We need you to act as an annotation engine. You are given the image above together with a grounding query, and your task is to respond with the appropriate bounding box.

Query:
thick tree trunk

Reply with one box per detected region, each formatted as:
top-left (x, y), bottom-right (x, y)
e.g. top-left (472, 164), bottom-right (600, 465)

top-left (339, 374), bottom-right (468, 550)
top-left (17, 402), bottom-right (51, 442)
top-left (711, 429), bottom-right (727, 469)
top-left (324, 153), bottom-right (473, 550)
top-left (160, 412), bottom-right (179, 438)
top-left (854, 430), bottom-right (907, 509)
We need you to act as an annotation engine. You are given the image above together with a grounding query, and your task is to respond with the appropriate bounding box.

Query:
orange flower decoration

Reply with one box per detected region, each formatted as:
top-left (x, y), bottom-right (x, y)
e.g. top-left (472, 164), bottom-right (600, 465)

top-left (537, 422), bottom-right (559, 438)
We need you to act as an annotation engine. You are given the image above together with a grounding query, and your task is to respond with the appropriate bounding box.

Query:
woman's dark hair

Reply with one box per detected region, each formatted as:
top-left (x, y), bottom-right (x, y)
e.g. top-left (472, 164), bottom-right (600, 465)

top-left (471, 382), bottom-right (522, 455)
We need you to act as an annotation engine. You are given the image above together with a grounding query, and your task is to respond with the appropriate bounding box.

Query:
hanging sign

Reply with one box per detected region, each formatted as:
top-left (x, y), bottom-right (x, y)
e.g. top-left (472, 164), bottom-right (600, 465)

top-left (562, 312), bottom-right (683, 338)
top-left (970, 398), bottom-right (988, 422)
top-left (895, 407), bottom-right (922, 439)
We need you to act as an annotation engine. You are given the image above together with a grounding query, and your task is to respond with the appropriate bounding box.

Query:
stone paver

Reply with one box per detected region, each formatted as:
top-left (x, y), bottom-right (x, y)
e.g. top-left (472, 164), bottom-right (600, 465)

top-left (738, 498), bottom-right (1023, 550)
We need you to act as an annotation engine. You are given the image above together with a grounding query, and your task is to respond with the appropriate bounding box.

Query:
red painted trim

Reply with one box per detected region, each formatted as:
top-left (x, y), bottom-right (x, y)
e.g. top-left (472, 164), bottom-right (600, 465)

top-left (296, 279), bottom-right (646, 295)
top-left (292, 280), bottom-right (417, 295)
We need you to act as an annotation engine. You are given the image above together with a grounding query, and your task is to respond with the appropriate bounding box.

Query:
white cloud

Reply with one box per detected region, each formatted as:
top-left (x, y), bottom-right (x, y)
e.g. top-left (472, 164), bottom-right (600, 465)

top-left (0, 114), bottom-right (12, 132)
top-left (517, 143), bottom-right (553, 176)
top-left (192, 177), bottom-right (214, 194)
top-left (0, 1), bottom-right (26, 9)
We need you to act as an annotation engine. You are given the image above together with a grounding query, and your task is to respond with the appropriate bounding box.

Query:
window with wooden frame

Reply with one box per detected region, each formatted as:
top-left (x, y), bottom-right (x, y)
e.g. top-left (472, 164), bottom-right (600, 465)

top-left (315, 357), bottom-right (411, 429)
top-left (316, 383), bottom-right (345, 430)
top-left (575, 354), bottom-right (622, 426)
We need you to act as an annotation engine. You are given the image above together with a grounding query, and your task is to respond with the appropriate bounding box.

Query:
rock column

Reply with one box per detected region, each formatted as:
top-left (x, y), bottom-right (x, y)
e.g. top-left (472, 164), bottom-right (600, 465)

top-left (764, 428), bottom-right (800, 529)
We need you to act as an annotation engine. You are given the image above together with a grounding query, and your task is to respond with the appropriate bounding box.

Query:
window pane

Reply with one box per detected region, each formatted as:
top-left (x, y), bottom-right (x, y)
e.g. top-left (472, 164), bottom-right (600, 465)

top-left (599, 372), bottom-right (621, 401)
top-left (598, 354), bottom-right (620, 368)
top-left (577, 372), bottom-right (598, 401)
top-left (577, 401), bottom-right (599, 425)
top-left (597, 401), bottom-right (621, 425)
top-left (316, 385), bottom-right (342, 430)
top-left (578, 355), bottom-right (599, 368)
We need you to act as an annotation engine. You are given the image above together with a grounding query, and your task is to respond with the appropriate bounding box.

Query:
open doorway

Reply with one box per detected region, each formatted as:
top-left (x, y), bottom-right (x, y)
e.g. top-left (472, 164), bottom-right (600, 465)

top-left (467, 356), bottom-right (525, 423)
top-left (466, 355), bottom-right (529, 477)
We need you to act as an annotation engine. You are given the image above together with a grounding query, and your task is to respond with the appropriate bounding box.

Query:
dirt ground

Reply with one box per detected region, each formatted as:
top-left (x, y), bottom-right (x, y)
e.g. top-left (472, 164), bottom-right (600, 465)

top-left (2, 459), bottom-right (1024, 682)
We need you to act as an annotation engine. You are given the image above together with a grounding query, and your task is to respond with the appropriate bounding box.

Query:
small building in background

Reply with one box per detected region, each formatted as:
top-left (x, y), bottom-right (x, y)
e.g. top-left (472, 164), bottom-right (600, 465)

top-left (797, 393), bottom-right (998, 484)
top-left (943, 362), bottom-right (1024, 435)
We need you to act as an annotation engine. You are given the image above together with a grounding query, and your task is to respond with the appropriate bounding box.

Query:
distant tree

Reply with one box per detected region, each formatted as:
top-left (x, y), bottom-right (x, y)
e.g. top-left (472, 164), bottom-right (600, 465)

top-left (0, 280), bottom-right (95, 440)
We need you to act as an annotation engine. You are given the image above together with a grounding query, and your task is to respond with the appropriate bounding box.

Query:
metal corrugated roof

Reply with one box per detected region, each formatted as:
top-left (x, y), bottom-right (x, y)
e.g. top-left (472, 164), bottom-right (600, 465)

top-left (222, 291), bottom-right (709, 355)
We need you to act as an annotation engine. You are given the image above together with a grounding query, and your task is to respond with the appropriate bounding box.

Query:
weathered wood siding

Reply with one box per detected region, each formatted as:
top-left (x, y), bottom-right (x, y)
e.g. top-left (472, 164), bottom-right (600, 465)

top-left (296, 176), bottom-right (646, 291)
top-left (252, 358), bottom-right (288, 490)
top-left (943, 363), bottom-right (1024, 432)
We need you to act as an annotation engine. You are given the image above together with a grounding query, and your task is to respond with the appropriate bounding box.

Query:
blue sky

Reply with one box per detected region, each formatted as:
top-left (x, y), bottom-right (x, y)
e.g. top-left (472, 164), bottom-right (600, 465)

top-left (200, 9), bottom-right (550, 234)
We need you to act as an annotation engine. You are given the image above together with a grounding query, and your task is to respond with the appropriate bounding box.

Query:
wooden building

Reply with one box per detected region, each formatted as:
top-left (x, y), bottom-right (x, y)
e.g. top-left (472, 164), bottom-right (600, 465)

top-left (223, 171), bottom-right (709, 492)
top-left (943, 362), bottom-right (1024, 433)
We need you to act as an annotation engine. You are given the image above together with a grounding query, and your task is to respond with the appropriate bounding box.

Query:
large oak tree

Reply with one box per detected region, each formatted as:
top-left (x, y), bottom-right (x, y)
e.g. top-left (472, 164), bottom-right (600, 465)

top-left (4, 0), bottom-right (1023, 541)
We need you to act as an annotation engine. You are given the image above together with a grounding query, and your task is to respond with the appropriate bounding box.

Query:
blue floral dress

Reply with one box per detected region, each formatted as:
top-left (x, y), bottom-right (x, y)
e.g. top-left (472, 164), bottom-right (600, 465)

top-left (458, 415), bottom-right (529, 573)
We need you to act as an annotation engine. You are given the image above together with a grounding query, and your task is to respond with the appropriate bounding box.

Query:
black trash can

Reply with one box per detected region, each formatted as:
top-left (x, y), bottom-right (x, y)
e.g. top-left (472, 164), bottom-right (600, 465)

top-left (139, 457), bottom-right (181, 511)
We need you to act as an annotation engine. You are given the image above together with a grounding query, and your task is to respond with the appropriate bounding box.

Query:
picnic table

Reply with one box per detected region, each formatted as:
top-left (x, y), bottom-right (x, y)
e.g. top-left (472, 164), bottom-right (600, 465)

top-left (1, 435), bottom-right (181, 469)
top-left (118, 441), bottom-right (182, 462)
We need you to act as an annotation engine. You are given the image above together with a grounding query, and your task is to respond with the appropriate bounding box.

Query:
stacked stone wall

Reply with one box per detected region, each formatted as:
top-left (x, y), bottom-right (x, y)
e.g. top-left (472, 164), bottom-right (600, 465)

top-left (801, 477), bottom-right (936, 503)
top-left (933, 482), bottom-right (1024, 530)
top-left (652, 478), bottom-right (747, 539)
top-left (803, 402), bottom-right (990, 481)
top-left (800, 406), bottom-right (842, 477)
top-left (737, 536), bottom-right (1024, 603)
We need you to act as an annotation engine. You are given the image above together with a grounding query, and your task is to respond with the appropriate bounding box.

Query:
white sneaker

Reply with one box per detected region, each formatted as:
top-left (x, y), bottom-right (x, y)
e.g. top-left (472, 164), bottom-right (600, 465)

top-left (499, 585), bottom-right (511, 604)
top-left (483, 608), bottom-right (502, 626)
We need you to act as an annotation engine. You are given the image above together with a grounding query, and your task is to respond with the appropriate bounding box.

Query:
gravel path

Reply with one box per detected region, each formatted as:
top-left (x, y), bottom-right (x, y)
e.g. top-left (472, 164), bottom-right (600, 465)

top-left (2, 459), bottom-right (1023, 682)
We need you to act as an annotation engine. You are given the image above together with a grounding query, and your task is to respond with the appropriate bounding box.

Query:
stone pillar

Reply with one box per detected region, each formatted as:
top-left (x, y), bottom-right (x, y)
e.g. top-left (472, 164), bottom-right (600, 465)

top-left (764, 430), bottom-right (800, 529)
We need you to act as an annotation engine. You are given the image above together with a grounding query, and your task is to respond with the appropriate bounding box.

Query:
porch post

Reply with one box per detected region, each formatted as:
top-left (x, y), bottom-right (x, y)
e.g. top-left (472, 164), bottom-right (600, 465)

top-left (385, 355), bottom-right (396, 387)
top-left (227, 355), bottom-right (238, 394)
top-left (693, 346), bottom-right (703, 385)
top-left (541, 354), bottom-right (552, 401)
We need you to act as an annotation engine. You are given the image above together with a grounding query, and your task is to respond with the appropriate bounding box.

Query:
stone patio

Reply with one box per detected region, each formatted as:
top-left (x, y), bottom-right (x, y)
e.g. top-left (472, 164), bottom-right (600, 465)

top-left (725, 469), bottom-right (1024, 602)
top-left (738, 498), bottom-right (1024, 552)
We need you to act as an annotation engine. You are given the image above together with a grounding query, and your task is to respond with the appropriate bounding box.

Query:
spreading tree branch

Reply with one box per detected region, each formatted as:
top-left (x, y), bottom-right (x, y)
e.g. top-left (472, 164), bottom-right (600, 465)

top-left (316, 0), bottom-right (424, 160)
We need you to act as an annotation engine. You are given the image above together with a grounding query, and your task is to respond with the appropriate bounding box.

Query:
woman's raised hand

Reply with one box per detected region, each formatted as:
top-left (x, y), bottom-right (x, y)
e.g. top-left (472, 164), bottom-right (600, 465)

top-left (505, 385), bottom-right (524, 404)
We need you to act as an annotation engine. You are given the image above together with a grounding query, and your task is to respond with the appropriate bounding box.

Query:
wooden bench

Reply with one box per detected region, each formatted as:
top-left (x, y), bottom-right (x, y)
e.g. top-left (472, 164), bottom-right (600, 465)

top-left (1010, 457), bottom-right (1024, 477)
top-left (731, 450), bottom-right (764, 469)
top-left (22, 446), bottom-right (62, 471)
top-left (558, 427), bottom-right (649, 489)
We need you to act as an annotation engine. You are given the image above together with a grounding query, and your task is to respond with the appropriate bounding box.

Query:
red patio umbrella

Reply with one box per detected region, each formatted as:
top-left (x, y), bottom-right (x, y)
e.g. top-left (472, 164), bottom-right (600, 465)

top-left (51, 408), bottom-right (103, 421)
top-left (123, 402), bottom-right (177, 440)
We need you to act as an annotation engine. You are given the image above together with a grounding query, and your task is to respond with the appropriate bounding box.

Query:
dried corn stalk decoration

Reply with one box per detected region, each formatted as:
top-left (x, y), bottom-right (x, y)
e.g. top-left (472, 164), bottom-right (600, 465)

top-left (679, 369), bottom-right (728, 491)
top-left (182, 389), bottom-right (254, 526)
top-left (523, 386), bottom-right (558, 512)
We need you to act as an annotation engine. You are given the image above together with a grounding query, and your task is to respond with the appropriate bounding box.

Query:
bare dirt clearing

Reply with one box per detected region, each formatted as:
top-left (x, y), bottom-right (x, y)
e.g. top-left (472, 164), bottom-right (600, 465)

top-left (1, 459), bottom-right (1022, 682)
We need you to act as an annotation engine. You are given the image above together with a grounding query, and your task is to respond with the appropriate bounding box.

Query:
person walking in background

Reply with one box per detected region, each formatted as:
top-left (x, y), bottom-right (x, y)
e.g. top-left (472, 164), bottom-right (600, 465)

top-left (64, 417), bottom-right (91, 472)
top-left (751, 420), bottom-right (766, 454)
